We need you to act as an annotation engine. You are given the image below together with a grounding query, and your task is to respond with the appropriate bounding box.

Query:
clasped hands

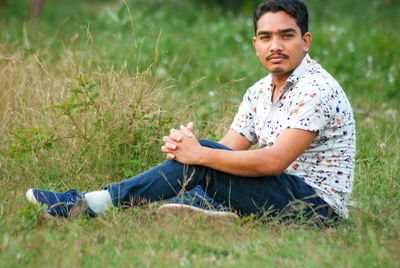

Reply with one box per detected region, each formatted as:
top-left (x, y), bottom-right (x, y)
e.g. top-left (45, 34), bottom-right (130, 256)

top-left (161, 122), bottom-right (204, 165)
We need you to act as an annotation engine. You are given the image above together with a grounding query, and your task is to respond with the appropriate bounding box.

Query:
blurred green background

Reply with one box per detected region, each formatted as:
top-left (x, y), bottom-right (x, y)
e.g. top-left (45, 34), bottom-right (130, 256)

top-left (1, 0), bottom-right (398, 101)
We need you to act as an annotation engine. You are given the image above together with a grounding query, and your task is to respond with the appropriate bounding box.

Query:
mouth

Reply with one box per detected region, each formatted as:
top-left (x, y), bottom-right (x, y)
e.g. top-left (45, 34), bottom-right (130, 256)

top-left (266, 53), bottom-right (289, 63)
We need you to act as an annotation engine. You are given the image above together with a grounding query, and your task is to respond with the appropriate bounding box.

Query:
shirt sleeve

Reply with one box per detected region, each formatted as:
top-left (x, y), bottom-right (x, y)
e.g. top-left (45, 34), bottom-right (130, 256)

top-left (285, 83), bottom-right (336, 133)
top-left (230, 87), bottom-right (258, 145)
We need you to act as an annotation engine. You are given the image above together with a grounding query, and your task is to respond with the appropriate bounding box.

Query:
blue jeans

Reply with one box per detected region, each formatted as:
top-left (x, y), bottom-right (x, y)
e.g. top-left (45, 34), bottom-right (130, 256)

top-left (105, 140), bottom-right (336, 224)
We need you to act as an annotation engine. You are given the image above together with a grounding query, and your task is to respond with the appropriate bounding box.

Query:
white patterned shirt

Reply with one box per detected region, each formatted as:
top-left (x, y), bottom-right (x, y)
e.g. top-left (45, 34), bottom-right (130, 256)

top-left (231, 54), bottom-right (356, 218)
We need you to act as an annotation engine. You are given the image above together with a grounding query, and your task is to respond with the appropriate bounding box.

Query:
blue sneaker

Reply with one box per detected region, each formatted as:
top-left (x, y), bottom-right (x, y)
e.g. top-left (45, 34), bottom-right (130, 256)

top-left (26, 188), bottom-right (94, 218)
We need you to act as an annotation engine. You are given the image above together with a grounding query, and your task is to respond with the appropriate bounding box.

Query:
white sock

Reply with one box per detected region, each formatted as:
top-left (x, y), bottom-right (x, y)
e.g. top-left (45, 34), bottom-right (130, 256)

top-left (85, 190), bottom-right (113, 215)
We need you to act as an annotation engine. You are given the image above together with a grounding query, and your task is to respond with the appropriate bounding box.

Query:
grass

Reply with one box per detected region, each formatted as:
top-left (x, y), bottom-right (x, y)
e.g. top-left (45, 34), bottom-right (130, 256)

top-left (0, 0), bottom-right (399, 266)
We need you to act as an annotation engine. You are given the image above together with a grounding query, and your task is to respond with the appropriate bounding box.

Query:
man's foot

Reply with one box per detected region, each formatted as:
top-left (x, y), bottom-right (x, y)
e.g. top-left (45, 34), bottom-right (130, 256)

top-left (26, 188), bottom-right (90, 218)
top-left (157, 203), bottom-right (240, 222)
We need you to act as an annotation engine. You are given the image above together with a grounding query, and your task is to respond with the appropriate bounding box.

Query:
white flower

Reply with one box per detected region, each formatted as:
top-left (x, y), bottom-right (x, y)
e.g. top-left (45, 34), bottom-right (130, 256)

top-left (234, 34), bottom-right (243, 43)
top-left (367, 56), bottom-right (373, 66)
top-left (388, 72), bottom-right (394, 84)
top-left (347, 41), bottom-right (354, 52)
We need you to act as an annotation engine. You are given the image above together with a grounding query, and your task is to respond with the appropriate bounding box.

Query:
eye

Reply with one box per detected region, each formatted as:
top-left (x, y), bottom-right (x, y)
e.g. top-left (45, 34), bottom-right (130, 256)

top-left (282, 34), bottom-right (294, 39)
top-left (260, 35), bottom-right (270, 40)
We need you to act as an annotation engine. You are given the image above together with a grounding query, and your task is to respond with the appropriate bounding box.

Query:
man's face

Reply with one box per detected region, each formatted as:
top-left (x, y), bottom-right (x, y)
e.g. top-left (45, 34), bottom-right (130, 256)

top-left (253, 11), bottom-right (311, 80)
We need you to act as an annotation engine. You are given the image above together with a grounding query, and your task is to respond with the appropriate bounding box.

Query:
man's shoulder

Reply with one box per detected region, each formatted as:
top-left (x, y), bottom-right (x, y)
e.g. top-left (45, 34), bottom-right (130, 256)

top-left (290, 59), bottom-right (353, 110)
top-left (288, 55), bottom-right (341, 92)
top-left (297, 60), bottom-right (343, 94)
top-left (244, 74), bottom-right (272, 97)
top-left (305, 58), bottom-right (340, 86)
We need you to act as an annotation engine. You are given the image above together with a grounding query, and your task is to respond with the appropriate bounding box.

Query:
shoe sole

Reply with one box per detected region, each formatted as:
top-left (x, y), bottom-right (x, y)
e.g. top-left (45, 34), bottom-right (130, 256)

top-left (157, 203), bottom-right (240, 221)
top-left (26, 189), bottom-right (37, 203)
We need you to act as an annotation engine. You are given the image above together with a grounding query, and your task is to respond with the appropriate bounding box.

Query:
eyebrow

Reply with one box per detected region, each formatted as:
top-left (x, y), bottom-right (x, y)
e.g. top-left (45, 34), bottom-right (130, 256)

top-left (257, 28), bottom-right (297, 36)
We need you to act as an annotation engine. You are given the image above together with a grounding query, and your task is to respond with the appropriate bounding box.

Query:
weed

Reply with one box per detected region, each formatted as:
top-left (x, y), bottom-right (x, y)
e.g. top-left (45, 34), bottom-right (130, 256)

top-left (16, 202), bottom-right (49, 233)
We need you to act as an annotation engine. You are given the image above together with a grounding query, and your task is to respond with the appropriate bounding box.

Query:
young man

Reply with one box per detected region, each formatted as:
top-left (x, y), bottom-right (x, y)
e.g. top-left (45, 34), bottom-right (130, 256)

top-left (26, 0), bottom-right (355, 225)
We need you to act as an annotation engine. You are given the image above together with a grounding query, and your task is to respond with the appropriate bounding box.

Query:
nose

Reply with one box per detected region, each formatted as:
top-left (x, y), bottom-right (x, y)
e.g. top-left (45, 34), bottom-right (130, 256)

top-left (269, 37), bottom-right (283, 52)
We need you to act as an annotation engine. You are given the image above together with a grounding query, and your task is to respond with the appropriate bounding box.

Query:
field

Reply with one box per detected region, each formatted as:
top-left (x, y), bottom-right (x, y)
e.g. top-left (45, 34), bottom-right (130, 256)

top-left (0, 0), bottom-right (399, 266)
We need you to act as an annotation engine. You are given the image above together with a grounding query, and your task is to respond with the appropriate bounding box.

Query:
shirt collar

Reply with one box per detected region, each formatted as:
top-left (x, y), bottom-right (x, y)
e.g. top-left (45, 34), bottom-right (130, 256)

top-left (285, 53), bottom-right (313, 87)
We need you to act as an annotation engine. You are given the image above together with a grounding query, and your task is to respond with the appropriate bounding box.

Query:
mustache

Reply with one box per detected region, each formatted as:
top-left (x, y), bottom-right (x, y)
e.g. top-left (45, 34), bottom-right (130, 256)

top-left (266, 53), bottom-right (289, 60)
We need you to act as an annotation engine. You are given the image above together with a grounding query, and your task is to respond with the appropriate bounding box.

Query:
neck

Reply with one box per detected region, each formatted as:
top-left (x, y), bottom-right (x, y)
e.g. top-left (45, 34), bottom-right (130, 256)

top-left (271, 73), bottom-right (289, 90)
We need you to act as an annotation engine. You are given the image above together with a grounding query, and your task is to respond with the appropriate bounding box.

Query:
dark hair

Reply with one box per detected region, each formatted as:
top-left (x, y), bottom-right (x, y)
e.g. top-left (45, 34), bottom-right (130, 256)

top-left (254, 0), bottom-right (309, 36)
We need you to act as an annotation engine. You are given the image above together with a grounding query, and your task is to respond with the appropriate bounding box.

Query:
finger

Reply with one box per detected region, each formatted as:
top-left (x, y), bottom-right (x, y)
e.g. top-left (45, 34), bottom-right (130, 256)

top-left (164, 133), bottom-right (181, 143)
top-left (161, 145), bottom-right (168, 153)
top-left (166, 153), bottom-right (176, 160)
top-left (163, 136), bottom-right (169, 143)
top-left (180, 125), bottom-right (193, 138)
top-left (169, 131), bottom-right (182, 142)
top-left (162, 141), bottom-right (178, 152)
top-left (161, 145), bottom-right (176, 160)
top-left (186, 122), bottom-right (194, 132)
top-left (165, 142), bottom-right (177, 150)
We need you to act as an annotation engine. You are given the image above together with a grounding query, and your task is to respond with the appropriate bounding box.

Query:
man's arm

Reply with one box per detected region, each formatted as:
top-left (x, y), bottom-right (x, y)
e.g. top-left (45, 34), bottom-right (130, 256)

top-left (219, 129), bottom-right (252, 150)
top-left (162, 126), bottom-right (316, 177)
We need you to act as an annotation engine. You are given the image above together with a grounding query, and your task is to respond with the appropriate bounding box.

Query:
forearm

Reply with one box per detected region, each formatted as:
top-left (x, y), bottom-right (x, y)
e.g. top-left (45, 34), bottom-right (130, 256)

top-left (197, 147), bottom-right (285, 177)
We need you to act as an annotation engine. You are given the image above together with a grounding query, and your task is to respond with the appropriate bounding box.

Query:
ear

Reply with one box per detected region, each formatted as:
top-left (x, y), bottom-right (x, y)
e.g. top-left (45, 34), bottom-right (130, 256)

top-left (252, 36), bottom-right (257, 49)
top-left (303, 32), bottom-right (312, 53)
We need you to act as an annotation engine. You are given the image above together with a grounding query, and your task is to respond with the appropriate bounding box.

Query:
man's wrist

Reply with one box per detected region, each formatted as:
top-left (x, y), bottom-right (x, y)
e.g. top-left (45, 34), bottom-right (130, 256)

top-left (197, 146), bottom-right (211, 166)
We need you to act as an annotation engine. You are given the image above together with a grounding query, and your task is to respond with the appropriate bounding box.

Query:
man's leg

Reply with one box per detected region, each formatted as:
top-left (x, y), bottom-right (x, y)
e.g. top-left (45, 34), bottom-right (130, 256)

top-left (26, 140), bottom-right (228, 218)
top-left (105, 139), bottom-right (333, 223)
top-left (27, 139), bottom-right (333, 223)
top-left (201, 169), bottom-right (333, 223)
top-left (169, 140), bottom-right (333, 223)
top-left (26, 159), bottom-right (211, 218)
top-left (165, 185), bottom-right (230, 211)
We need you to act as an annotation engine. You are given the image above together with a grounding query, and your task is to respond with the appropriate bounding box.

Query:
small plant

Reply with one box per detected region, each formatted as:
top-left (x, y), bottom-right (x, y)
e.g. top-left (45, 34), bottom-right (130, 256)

top-left (8, 127), bottom-right (54, 155)
top-left (46, 73), bottom-right (100, 142)
top-left (17, 202), bottom-right (49, 233)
